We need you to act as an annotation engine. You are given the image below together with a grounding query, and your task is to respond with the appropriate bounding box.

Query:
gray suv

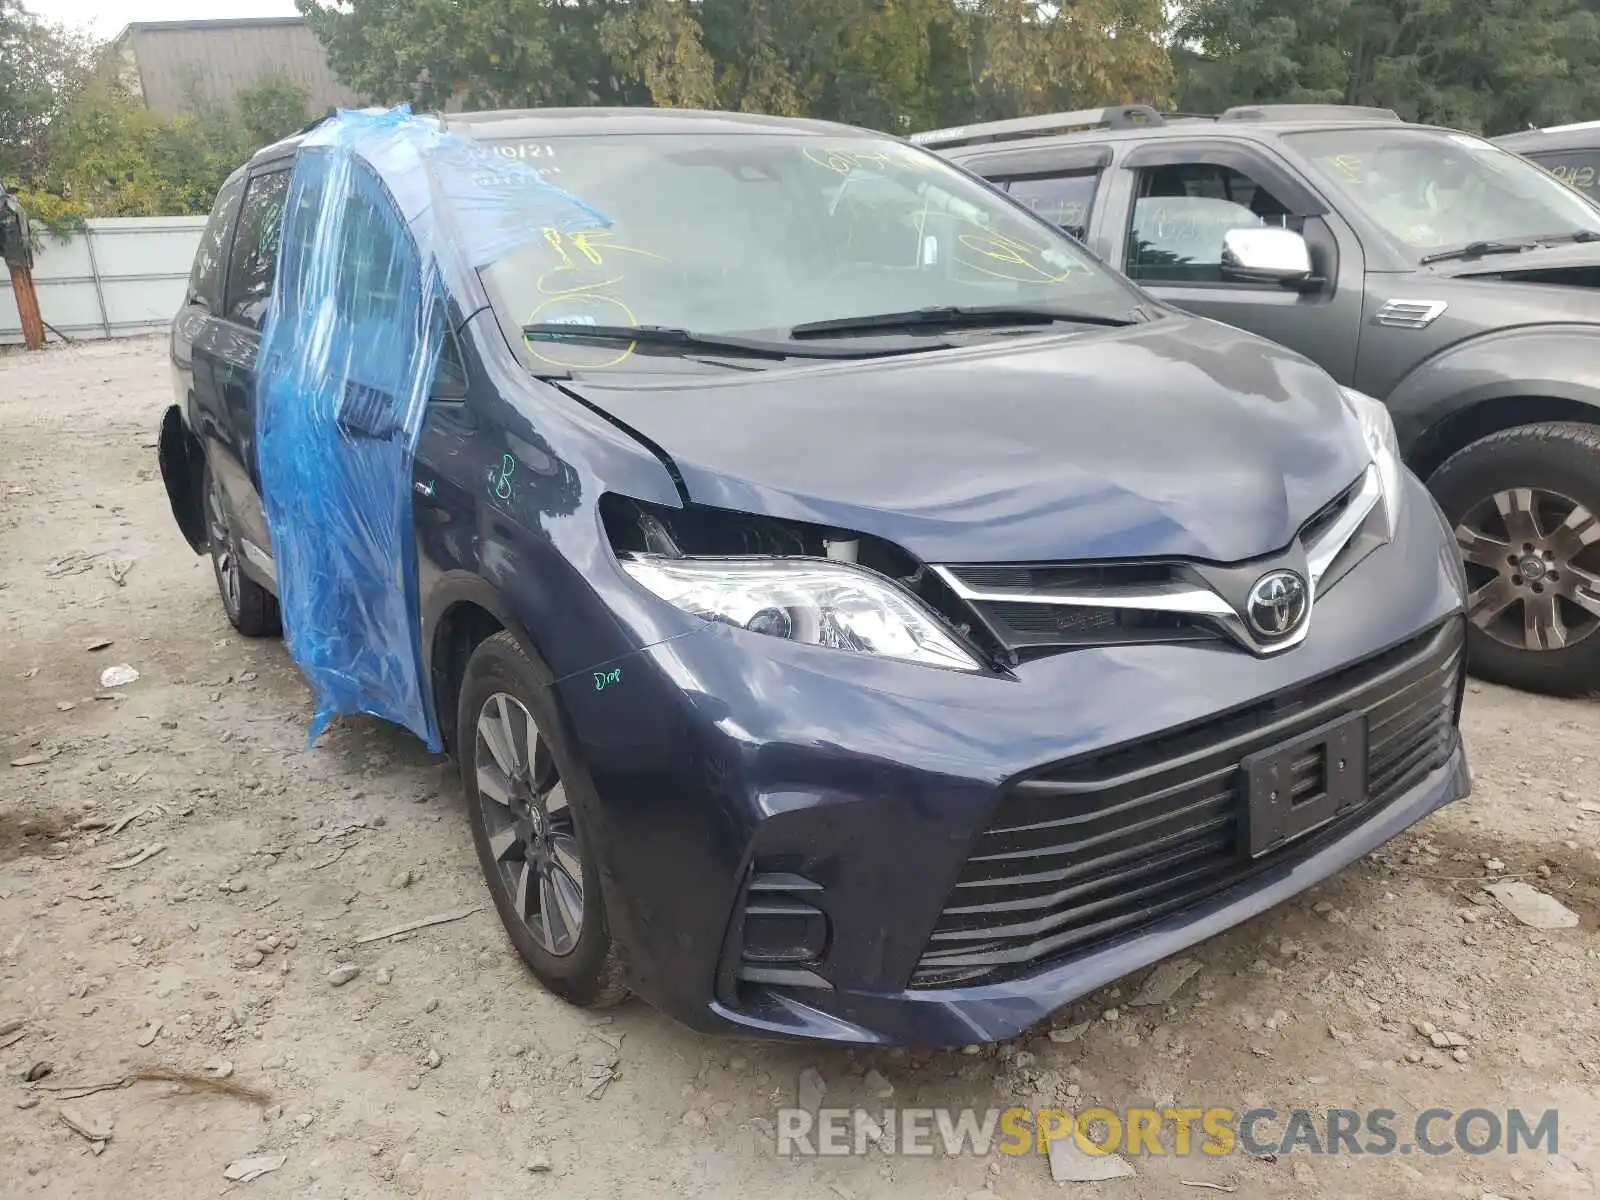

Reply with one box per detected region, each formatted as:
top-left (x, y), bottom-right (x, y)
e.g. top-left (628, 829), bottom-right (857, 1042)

top-left (917, 103), bottom-right (1600, 696)
top-left (1495, 120), bottom-right (1600, 204)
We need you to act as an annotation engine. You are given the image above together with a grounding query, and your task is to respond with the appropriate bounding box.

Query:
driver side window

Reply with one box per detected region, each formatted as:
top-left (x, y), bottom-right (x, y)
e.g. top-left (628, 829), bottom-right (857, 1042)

top-left (1126, 163), bottom-right (1301, 284)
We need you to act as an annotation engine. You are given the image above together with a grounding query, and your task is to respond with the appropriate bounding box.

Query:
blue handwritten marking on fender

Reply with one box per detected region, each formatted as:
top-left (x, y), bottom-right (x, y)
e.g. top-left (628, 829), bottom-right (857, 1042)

top-left (489, 453), bottom-right (516, 501)
top-left (593, 668), bottom-right (623, 691)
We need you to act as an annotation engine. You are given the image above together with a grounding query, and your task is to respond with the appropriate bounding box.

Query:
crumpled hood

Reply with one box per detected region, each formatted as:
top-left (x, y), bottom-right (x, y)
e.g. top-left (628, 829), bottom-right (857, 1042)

top-left (561, 316), bottom-right (1371, 564)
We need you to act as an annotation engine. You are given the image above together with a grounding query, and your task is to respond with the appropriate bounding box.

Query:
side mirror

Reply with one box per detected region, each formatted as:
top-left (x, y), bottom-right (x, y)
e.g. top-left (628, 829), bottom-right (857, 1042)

top-left (1220, 226), bottom-right (1312, 285)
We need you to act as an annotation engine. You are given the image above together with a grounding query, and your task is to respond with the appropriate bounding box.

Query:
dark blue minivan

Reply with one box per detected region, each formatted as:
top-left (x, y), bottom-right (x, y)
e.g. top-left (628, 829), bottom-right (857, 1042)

top-left (159, 107), bottom-right (1471, 1046)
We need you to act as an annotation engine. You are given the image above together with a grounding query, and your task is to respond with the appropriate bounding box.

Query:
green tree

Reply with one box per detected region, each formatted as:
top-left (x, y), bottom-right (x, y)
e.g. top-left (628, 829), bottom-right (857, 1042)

top-left (599, 0), bottom-right (718, 108)
top-left (41, 81), bottom-right (187, 215)
top-left (974, 0), bottom-right (1173, 119)
top-left (0, 0), bottom-right (96, 188)
top-left (36, 79), bottom-right (247, 218)
top-left (298, 0), bottom-right (634, 110)
top-left (236, 72), bottom-right (315, 149)
top-left (300, 0), bottom-right (1181, 131)
top-left (1175, 0), bottom-right (1600, 134)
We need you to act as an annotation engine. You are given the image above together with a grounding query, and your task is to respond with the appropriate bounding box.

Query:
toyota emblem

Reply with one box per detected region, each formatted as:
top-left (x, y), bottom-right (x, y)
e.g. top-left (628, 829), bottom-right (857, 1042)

top-left (1246, 570), bottom-right (1310, 640)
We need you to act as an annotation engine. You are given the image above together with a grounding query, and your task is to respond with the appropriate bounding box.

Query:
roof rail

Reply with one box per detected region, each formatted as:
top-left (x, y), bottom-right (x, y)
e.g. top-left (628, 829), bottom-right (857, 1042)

top-left (1219, 104), bottom-right (1401, 123)
top-left (909, 104), bottom-right (1165, 149)
top-left (294, 108), bottom-right (339, 136)
top-left (1523, 117), bottom-right (1600, 135)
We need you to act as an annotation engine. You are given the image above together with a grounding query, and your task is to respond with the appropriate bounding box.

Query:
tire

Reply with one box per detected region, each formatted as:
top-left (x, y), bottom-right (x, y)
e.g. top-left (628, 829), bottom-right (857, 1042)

top-left (457, 631), bottom-right (629, 1008)
top-left (1428, 421), bottom-right (1600, 697)
top-left (201, 461), bottom-right (280, 638)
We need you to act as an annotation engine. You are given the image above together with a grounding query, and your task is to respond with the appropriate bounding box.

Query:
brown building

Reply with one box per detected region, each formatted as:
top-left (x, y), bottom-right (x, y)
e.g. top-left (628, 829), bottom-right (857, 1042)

top-left (110, 17), bottom-right (362, 118)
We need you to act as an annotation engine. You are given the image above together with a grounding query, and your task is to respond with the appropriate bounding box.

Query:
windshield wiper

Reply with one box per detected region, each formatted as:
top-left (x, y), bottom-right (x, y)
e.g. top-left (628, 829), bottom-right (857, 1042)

top-left (789, 304), bottom-right (1139, 339)
top-left (1535, 230), bottom-right (1600, 246)
top-left (1419, 240), bottom-right (1537, 265)
top-left (520, 323), bottom-right (912, 361)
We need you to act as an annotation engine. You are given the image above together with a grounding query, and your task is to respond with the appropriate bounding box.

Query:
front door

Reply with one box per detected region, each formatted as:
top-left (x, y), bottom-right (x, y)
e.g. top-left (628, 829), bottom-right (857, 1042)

top-left (1106, 148), bottom-right (1367, 385)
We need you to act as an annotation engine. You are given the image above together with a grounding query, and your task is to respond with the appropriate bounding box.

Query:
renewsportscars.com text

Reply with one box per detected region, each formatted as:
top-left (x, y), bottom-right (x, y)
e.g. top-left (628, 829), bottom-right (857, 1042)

top-left (776, 1106), bottom-right (1559, 1158)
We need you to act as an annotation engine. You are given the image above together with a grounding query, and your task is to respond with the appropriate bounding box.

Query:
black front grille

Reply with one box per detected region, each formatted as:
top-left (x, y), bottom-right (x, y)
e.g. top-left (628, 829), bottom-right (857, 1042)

top-left (948, 563), bottom-right (1178, 592)
top-left (983, 602), bottom-right (1215, 659)
top-left (994, 604), bottom-right (1121, 636)
top-left (910, 619), bottom-right (1464, 988)
top-left (947, 559), bottom-right (1220, 656)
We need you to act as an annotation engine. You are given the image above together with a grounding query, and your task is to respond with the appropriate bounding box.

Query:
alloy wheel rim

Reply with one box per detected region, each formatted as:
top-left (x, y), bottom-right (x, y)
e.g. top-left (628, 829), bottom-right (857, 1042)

top-left (1455, 486), bottom-right (1600, 653)
top-left (474, 692), bottom-right (584, 956)
top-left (206, 476), bottom-right (241, 614)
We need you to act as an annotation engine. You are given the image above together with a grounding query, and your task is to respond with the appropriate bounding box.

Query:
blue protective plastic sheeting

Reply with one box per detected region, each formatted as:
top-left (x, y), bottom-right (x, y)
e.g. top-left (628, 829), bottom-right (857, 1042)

top-left (255, 107), bottom-right (609, 749)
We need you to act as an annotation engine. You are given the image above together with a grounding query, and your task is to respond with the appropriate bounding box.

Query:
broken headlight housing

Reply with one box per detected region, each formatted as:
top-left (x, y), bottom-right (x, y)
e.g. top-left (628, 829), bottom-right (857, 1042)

top-left (621, 554), bottom-right (982, 672)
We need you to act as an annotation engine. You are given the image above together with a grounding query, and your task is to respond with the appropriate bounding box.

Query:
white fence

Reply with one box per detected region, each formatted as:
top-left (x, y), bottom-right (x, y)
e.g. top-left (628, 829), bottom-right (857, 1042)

top-left (0, 216), bottom-right (205, 345)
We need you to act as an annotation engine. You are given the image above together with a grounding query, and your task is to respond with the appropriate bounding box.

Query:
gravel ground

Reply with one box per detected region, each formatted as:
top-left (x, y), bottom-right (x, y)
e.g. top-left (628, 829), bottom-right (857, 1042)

top-left (2, 337), bottom-right (1599, 1200)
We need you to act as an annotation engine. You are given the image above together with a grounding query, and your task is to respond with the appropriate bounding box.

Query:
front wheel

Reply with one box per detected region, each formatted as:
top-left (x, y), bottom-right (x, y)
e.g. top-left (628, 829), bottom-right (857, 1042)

top-left (1429, 422), bottom-right (1600, 696)
top-left (458, 632), bottom-right (628, 1008)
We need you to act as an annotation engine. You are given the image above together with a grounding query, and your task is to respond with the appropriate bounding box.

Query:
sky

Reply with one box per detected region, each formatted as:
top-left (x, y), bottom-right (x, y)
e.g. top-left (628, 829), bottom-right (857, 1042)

top-left (28, 0), bottom-right (299, 38)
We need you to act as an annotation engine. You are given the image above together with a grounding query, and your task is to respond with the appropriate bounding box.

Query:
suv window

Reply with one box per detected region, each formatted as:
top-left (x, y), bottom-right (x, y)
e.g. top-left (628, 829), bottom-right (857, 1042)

top-left (189, 172), bottom-right (245, 311)
top-left (225, 169), bottom-right (292, 328)
top-left (1526, 149), bottom-right (1600, 201)
top-left (1002, 172), bottom-right (1099, 240)
top-left (1290, 127), bottom-right (1600, 254)
top-left (1127, 163), bottom-right (1301, 283)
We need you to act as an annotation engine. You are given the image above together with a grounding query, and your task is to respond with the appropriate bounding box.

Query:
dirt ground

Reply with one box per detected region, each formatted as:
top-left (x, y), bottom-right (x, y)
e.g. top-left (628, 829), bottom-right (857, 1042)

top-left (2, 337), bottom-right (1599, 1200)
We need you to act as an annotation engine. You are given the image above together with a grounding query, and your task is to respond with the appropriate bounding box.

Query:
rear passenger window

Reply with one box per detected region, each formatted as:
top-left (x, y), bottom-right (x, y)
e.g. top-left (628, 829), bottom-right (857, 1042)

top-left (1528, 150), bottom-right (1600, 200)
top-left (225, 169), bottom-right (292, 328)
top-left (1003, 173), bottom-right (1099, 241)
top-left (189, 172), bottom-right (245, 311)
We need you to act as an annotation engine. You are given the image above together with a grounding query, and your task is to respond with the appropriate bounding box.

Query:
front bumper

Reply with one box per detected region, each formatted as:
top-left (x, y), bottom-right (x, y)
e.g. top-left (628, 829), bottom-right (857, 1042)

top-left (550, 476), bottom-right (1470, 1046)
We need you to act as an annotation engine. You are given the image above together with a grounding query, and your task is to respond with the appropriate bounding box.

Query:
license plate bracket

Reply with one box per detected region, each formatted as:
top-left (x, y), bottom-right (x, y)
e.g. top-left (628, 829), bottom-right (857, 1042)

top-left (1240, 714), bottom-right (1368, 859)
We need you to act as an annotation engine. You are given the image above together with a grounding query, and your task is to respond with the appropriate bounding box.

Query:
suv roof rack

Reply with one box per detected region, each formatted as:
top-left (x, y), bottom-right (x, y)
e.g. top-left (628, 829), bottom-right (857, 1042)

top-left (1219, 104), bottom-right (1401, 123)
top-left (1521, 117), bottom-right (1600, 135)
top-left (909, 104), bottom-right (1165, 149)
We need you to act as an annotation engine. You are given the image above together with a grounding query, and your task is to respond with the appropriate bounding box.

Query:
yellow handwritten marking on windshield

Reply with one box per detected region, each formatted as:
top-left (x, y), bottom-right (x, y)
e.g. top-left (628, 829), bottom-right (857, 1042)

top-left (524, 294), bottom-right (641, 370)
top-left (525, 228), bottom-right (668, 369)
top-left (1330, 154), bottom-right (1364, 183)
top-left (885, 184), bottom-right (1084, 284)
top-left (539, 228), bottom-right (666, 270)
top-left (955, 227), bottom-right (1076, 284)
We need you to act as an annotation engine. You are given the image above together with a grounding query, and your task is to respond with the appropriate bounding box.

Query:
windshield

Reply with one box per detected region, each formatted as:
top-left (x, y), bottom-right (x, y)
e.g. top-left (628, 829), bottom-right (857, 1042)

top-left (476, 133), bottom-right (1143, 371)
top-left (1288, 127), bottom-right (1600, 257)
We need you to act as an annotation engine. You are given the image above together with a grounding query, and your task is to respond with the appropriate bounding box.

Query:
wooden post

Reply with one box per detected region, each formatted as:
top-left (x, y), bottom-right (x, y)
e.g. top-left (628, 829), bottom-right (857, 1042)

top-left (8, 260), bottom-right (44, 350)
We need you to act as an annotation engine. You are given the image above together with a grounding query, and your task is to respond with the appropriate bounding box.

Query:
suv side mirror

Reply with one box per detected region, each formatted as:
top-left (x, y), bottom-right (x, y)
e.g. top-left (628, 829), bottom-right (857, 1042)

top-left (1220, 227), bottom-right (1312, 285)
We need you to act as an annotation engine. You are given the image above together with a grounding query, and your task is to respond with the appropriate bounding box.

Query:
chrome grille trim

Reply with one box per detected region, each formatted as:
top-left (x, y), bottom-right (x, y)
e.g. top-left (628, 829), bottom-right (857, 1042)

top-left (1306, 465), bottom-right (1382, 586)
top-left (935, 466), bottom-right (1381, 658)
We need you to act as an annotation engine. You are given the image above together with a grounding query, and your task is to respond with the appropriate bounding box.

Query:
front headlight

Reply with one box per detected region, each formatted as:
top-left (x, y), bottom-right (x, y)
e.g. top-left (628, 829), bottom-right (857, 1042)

top-left (1340, 386), bottom-right (1404, 538)
top-left (621, 554), bottom-right (983, 672)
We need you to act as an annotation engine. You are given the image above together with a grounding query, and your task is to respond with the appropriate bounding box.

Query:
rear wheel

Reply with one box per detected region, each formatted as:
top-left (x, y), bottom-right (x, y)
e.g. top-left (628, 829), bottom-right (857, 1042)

top-left (1429, 422), bottom-right (1600, 696)
top-left (202, 461), bottom-right (279, 638)
top-left (458, 632), bottom-right (628, 1008)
